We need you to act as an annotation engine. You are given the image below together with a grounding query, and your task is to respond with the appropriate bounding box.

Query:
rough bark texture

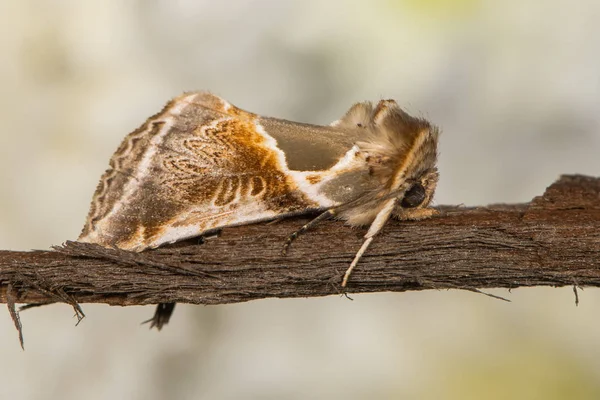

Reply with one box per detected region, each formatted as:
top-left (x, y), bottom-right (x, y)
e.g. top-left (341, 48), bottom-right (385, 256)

top-left (1, 175), bottom-right (599, 309)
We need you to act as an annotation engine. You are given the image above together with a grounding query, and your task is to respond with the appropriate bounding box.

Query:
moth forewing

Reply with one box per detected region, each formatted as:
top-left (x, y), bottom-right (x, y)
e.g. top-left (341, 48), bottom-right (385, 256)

top-left (79, 92), bottom-right (439, 289)
top-left (79, 92), bottom-right (366, 251)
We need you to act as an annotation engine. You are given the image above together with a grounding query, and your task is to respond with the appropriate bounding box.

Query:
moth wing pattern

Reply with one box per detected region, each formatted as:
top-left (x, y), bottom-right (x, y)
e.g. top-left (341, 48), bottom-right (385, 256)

top-left (79, 92), bottom-right (371, 251)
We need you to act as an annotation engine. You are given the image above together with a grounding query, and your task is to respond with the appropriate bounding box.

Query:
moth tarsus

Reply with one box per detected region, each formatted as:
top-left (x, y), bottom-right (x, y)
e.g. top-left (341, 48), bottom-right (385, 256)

top-left (342, 236), bottom-right (375, 287)
top-left (79, 91), bottom-right (439, 297)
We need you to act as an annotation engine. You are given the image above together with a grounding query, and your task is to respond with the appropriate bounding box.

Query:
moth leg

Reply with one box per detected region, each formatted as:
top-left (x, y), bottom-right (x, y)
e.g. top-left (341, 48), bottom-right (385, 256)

top-left (396, 207), bottom-right (439, 221)
top-left (142, 303), bottom-right (176, 331)
top-left (342, 198), bottom-right (396, 287)
top-left (201, 229), bottom-right (222, 241)
top-left (282, 209), bottom-right (336, 256)
top-left (266, 217), bottom-right (286, 226)
top-left (342, 237), bottom-right (374, 287)
top-left (18, 301), bottom-right (56, 311)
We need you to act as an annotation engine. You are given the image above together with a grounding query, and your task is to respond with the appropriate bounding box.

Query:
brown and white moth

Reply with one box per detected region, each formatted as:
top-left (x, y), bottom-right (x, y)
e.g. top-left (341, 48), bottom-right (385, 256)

top-left (79, 91), bottom-right (439, 288)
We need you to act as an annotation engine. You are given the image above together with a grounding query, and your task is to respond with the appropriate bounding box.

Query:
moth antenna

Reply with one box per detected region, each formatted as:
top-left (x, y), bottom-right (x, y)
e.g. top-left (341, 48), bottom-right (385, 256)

top-left (342, 198), bottom-right (396, 287)
top-left (282, 209), bottom-right (336, 256)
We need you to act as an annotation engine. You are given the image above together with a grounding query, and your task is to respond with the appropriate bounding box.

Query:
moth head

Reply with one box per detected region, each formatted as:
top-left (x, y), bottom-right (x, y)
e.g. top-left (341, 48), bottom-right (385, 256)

top-left (352, 99), bottom-right (440, 211)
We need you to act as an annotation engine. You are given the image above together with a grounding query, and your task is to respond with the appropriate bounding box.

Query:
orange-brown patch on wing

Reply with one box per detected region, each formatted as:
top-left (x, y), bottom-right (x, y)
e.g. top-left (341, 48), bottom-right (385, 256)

top-left (199, 117), bottom-right (313, 211)
top-left (250, 176), bottom-right (266, 196)
top-left (225, 105), bottom-right (257, 120)
top-left (306, 174), bottom-right (323, 185)
top-left (143, 115), bottom-right (318, 242)
top-left (213, 177), bottom-right (238, 207)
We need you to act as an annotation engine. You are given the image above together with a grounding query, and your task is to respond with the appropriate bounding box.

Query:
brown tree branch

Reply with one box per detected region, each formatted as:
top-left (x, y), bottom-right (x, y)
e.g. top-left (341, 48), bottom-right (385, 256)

top-left (1, 175), bottom-right (599, 310)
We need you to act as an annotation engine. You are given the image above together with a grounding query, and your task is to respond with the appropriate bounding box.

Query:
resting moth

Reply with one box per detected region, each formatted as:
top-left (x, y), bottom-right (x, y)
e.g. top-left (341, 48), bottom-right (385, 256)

top-left (79, 92), bottom-right (439, 290)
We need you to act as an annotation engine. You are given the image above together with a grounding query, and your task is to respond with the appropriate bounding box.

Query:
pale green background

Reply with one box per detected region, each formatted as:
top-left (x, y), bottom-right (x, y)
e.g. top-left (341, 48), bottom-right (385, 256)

top-left (1, 1), bottom-right (599, 399)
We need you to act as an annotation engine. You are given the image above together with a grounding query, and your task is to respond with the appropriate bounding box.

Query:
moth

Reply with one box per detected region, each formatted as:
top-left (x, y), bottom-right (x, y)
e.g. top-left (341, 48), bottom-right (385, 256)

top-left (79, 92), bottom-right (439, 290)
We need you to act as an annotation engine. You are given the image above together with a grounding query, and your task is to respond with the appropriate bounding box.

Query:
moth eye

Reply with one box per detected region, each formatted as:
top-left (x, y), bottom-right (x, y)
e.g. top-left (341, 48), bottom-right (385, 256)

top-left (400, 183), bottom-right (426, 208)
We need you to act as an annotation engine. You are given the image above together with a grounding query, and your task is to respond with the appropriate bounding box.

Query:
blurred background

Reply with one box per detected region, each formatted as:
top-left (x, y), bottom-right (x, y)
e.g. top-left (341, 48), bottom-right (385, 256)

top-left (1, 0), bottom-right (599, 398)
